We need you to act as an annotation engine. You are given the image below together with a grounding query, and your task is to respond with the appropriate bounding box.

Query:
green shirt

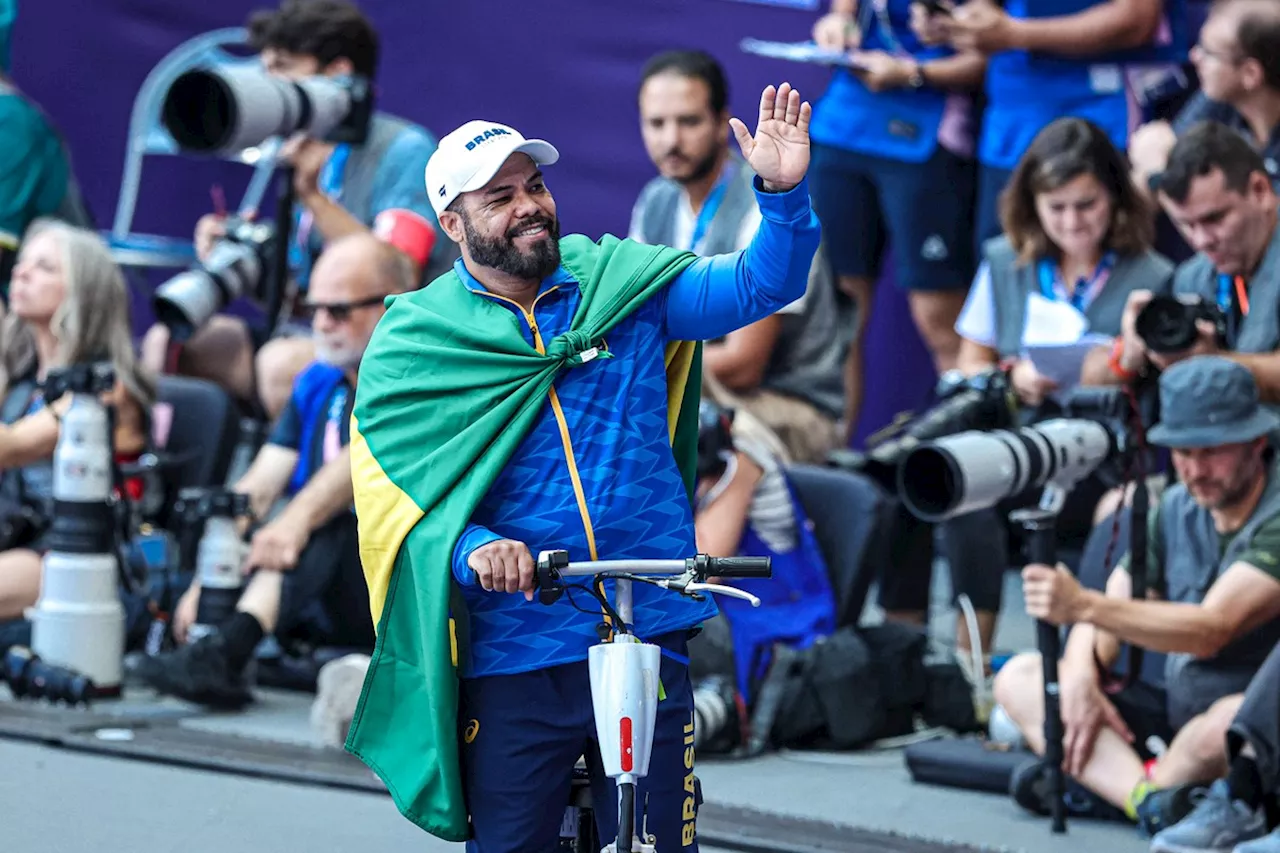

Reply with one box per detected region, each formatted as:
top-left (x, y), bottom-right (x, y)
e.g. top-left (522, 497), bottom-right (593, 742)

top-left (0, 87), bottom-right (69, 244)
top-left (1119, 501), bottom-right (1280, 595)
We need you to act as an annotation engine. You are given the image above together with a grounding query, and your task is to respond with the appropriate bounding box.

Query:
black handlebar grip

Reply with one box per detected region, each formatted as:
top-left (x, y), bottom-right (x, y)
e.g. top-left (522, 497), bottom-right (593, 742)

top-left (534, 550), bottom-right (569, 605)
top-left (708, 557), bottom-right (772, 579)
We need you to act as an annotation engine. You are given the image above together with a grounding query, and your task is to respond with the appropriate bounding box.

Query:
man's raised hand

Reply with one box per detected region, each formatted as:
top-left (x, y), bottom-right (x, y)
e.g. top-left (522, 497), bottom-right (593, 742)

top-left (729, 82), bottom-right (812, 194)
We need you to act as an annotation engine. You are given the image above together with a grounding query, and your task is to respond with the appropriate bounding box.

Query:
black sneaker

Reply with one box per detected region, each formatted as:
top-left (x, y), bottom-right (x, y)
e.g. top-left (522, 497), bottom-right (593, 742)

top-left (137, 632), bottom-right (253, 710)
top-left (1009, 758), bottom-right (1128, 822)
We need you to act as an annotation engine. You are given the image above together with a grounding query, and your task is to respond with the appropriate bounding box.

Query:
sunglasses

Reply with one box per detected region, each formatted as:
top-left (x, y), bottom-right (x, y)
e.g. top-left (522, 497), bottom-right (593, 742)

top-left (301, 294), bottom-right (388, 323)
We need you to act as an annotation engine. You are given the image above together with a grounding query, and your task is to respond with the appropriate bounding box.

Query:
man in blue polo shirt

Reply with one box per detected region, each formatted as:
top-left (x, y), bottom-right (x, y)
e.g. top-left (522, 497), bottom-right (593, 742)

top-left (139, 233), bottom-right (418, 709)
top-left (926, 0), bottom-right (1185, 245)
top-left (808, 0), bottom-right (985, 439)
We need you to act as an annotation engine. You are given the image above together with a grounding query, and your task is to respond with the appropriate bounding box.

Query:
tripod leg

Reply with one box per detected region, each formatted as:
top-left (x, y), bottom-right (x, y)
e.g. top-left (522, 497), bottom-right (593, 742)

top-left (1037, 620), bottom-right (1067, 833)
top-left (1019, 511), bottom-right (1068, 834)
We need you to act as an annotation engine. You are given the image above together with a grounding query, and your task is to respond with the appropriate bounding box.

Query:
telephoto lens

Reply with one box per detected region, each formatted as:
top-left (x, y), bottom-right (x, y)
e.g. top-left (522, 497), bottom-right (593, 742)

top-left (160, 65), bottom-right (373, 155)
top-left (27, 363), bottom-right (127, 698)
top-left (177, 488), bottom-right (252, 643)
top-left (3, 645), bottom-right (94, 706)
top-left (898, 419), bottom-right (1116, 522)
top-left (152, 217), bottom-right (274, 341)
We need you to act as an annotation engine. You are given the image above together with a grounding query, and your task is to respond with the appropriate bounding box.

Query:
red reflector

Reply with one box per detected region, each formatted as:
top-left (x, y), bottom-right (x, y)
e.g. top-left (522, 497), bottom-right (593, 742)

top-left (620, 716), bottom-right (633, 772)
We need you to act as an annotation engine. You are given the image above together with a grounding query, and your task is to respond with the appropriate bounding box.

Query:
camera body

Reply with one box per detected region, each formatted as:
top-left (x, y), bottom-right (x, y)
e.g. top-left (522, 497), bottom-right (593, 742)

top-left (831, 368), bottom-right (1017, 489)
top-left (173, 487), bottom-right (251, 642)
top-left (1135, 294), bottom-right (1228, 354)
top-left (696, 401), bottom-right (736, 481)
top-left (43, 361), bottom-right (116, 404)
top-left (153, 216), bottom-right (277, 342)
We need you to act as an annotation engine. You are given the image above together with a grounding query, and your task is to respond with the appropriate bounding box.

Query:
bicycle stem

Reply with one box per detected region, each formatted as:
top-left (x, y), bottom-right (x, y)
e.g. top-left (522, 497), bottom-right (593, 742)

top-left (613, 578), bottom-right (634, 636)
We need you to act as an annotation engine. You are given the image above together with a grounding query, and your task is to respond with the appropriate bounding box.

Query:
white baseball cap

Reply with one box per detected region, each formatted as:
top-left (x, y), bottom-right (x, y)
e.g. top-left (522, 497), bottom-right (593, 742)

top-left (424, 120), bottom-right (560, 217)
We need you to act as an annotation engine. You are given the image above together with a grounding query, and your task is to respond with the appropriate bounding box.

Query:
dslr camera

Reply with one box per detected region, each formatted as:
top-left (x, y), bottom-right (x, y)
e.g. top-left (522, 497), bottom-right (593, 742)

top-left (153, 216), bottom-right (277, 342)
top-left (153, 62), bottom-right (377, 342)
top-left (830, 367), bottom-right (1017, 489)
top-left (1134, 294), bottom-right (1228, 355)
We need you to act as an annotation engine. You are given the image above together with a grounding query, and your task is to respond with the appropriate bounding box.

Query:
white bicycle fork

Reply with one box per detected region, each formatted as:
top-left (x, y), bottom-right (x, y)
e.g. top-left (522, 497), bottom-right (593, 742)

top-left (589, 578), bottom-right (660, 853)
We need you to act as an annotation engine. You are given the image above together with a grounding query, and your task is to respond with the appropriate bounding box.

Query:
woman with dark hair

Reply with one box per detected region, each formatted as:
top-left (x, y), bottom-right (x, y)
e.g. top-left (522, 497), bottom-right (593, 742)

top-left (883, 117), bottom-right (1175, 674)
top-left (957, 116), bottom-right (1172, 405)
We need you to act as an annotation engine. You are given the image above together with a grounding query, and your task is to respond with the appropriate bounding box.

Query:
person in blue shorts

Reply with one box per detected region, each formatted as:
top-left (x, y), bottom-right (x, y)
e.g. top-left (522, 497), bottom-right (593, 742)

top-left (369, 85), bottom-right (821, 851)
top-left (808, 0), bottom-right (986, 439)
top-left (922, 0), bottom-right (1187, 248)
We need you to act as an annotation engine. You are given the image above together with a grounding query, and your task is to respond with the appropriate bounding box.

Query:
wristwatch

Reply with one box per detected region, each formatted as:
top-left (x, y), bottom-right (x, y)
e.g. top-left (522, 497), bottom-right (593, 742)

top-left (905, 60), bottom-right (925, 89)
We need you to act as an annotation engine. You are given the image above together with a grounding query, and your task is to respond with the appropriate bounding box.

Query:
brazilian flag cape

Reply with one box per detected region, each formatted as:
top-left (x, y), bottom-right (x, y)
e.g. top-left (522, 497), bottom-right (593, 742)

top-left (346, 234), bottom-right (703, 841)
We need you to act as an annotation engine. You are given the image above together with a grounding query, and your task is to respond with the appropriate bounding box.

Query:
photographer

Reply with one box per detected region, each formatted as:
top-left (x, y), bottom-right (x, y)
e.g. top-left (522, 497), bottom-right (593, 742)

top-left (139, 233), bottom-right (415, 708)
top-left (993, 357), bottom-right (1280, 828)
top-left (629, 50), bottom-right (848, 463)
top-left (1150, 637), bottom-right (1280, 851)
top-left (1129, 0), bottom-right (1280, 202)
top-left (140, 0), bottom-right (454, 419)
top-left (686, 399), bottom-right (836, 751)
top-left (0, 220), bottom-right (155, 626)
top-left (889, 118), bottom-right (1172, 664)
top-left (1116, 121), bottom-right (1280, 393)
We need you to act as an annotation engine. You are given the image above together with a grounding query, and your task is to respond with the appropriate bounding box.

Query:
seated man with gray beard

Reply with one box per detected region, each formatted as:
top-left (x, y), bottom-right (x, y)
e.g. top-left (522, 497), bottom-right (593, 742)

top-left (139, 233), bottom-right (419, 709)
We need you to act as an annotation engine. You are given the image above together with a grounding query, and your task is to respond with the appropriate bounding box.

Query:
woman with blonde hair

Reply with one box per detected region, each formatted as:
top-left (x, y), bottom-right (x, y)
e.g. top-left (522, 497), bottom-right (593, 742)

top-left (0, 218), bottom-right (155, 623)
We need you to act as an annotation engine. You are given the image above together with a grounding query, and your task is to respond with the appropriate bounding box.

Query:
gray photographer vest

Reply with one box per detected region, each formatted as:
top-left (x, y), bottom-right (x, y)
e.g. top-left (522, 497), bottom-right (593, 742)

top-left (1172, 216), bottom-right (1280, 354)
top-left (633, 157), bottom-right (849, 418)
top-left (983, 236), bottom-right (1174, 358)
top-left (1157, 464), bottom-right (1280, 726)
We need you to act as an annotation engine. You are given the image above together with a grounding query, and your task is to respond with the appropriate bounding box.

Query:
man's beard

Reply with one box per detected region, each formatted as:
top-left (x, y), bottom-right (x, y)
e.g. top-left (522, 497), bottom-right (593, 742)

top-left (462, 210), bottom-right (562, 281)
top-left (670, 144), bottom-right (722, 186)
top-left (314, 337), bottom-right (363, 371)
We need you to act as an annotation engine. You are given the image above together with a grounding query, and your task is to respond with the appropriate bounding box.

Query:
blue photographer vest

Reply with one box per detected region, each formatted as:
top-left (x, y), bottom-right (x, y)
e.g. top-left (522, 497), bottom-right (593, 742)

top-left (808, 0), bottom-right (953, 164)
top-left (1156, 462), bottom-right (1280, 728)
top-left (980, 0), bottom-right (1188, 170)
top-left (286, 361), bottom-right (348, 496)
top-left (717, 473), bottom-right (838, 703)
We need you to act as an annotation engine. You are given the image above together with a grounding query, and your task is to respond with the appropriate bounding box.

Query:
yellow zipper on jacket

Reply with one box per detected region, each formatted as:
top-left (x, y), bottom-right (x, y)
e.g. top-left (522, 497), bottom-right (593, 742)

top-left (478, 287), bottom-right (601, 562)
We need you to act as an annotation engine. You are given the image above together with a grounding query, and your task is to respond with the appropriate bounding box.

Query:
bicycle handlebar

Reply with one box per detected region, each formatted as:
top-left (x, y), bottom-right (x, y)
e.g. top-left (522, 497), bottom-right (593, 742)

top-left (533, 550), bottom-right (772, 607)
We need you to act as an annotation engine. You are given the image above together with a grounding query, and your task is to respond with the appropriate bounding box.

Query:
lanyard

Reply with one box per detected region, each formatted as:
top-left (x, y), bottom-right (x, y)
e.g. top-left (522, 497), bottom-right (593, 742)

top-left (1218, 272), bottom-right (1250, 343)
top-left (290, 143), bottom-right (352, 282)
top-left (321, 384), bottom-right (350, 465)
top-left (1036, 252), bottom-right (1116, 314)
top-left (1216, 273), bottom-right (1250, 315)
top-left (870, 0), bottom-right (909, 57)
top-left (689, 162), bottom-right (735, 252)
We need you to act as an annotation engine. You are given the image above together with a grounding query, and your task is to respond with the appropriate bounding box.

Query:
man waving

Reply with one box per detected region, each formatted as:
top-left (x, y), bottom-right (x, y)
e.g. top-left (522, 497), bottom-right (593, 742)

top-left (346, 83), bottom-right (820, 852)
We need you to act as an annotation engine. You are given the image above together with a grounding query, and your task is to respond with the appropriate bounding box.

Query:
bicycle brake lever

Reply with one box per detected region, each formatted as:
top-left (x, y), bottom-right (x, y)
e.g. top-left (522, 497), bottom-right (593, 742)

top-left (684, 582), bottom-right (761, 607)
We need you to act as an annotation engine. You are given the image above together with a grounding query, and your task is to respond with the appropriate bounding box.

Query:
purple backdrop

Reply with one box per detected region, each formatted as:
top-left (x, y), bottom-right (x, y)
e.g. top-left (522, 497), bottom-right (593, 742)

top-left (9, 0), bottom-right (937, 444)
